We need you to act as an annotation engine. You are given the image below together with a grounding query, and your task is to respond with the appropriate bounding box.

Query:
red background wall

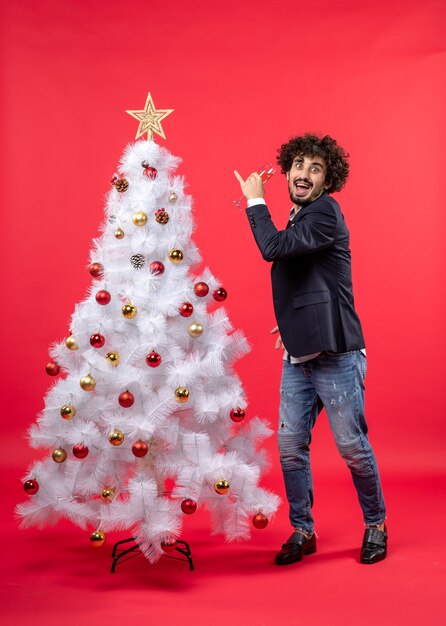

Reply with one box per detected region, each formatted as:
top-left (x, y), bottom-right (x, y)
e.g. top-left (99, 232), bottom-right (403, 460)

top-left (2, 3), bottom-right (446, 625)
top-left (2, 0), bottom-right (445, 479)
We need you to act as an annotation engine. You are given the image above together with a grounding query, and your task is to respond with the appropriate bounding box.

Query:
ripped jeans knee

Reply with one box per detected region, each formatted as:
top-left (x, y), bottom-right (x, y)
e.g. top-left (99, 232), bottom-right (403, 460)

top-left (278, 430), bottom-right (310, 472)
top-left (335, 435), bottom-right (375, 477)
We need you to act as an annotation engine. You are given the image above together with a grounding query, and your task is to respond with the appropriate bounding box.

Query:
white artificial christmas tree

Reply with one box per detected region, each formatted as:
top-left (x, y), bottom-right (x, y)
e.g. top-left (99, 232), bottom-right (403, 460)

top-left (17, 94), bottom-right (279, 564)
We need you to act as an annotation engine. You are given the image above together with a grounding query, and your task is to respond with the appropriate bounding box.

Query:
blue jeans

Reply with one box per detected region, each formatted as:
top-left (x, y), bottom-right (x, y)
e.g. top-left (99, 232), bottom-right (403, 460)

top-left (278, 351), bottom-right (386, 534)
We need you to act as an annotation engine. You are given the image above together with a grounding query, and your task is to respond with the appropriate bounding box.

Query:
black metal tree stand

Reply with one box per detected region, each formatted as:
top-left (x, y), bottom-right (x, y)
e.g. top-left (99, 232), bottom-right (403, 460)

top-left (110, 537), bottom-right (194, 573)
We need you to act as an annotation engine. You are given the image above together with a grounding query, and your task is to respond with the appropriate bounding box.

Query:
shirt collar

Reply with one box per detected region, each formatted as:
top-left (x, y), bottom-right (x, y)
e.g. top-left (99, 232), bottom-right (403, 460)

top-left (289, 206), bottom-right (301, 221)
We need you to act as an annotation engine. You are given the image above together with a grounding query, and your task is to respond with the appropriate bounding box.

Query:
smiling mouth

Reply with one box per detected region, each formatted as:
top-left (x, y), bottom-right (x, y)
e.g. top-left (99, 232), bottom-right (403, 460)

top-left (294, 181), bottom-right (312, 195)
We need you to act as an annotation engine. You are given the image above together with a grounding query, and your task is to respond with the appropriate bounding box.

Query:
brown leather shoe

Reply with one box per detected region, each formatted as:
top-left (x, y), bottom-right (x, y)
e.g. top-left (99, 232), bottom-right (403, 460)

top-left (275, 531), bottom-right (317, 565)
top-left (360, 525), bottom-right (388, 564)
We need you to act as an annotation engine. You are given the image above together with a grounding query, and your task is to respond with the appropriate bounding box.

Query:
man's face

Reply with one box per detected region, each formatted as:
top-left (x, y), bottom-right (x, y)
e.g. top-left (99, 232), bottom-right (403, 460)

top-left (287, 154), bottom-right (329, 207)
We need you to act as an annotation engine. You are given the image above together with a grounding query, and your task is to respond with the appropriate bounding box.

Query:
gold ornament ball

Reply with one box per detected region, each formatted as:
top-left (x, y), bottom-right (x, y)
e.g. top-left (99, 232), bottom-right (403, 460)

top-left (90, 530), bottom-right (106, 547)
top-left (175, 387), bottom-right (190, 403)
top-left (168, 191), bottom-right (178, 203)
top-left (52, 448), bottom-right (67, 463)
top-left (80, 374), bottom-right (96, 391)
top-left (188, 322), bottom-right (203, 338)
top-left (60, 404), bottom-right (76, 419)
top-left (122, 304), bottom-right (137, 319)
top-left (108, 429), bottom-right (125, 446)
top-left (101, 486), bottom-right (115, 503)
top-left (132, 211), bottom-right (148, 226)
top-left (114, 228), bottom-right (125, 239)
top-left (214, 479), bottom-right (230, 495)
top-left (168, 249), bottom-right (183, 264)
top-left (65, 335), bottom-right (78, 350)
top-left (105, 351), bottom-right (120, 366)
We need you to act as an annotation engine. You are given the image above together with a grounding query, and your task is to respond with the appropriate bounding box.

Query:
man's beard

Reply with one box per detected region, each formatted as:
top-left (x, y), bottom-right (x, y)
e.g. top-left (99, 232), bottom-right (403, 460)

top-left (289, 184), bottom-right (324, 207)
top-left (289, 191), bottom-right (313, 207)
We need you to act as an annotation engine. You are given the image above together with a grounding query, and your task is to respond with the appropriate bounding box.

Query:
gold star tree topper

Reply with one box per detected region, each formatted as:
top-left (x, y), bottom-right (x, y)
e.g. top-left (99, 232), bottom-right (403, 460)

top-left (126, 92), bottom-right (174, 140)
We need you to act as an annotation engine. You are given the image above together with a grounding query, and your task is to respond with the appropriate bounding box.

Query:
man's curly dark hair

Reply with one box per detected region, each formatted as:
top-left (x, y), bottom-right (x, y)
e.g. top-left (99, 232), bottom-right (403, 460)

top-left (277, 133), bottom-right (349, 193)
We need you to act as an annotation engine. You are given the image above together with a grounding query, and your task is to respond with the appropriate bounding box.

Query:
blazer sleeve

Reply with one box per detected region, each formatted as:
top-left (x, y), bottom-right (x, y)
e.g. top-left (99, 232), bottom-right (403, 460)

top-left (245, 200), bottom-right (337, 261)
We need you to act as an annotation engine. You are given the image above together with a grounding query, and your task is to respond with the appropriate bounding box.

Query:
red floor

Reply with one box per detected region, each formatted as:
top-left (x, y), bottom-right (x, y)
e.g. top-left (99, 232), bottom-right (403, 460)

top-left (3, 457), bottom-right (446, 626)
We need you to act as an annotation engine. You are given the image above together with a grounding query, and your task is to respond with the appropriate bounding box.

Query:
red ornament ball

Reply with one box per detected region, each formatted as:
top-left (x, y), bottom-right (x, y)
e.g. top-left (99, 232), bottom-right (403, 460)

top-left (179, 302), bottom-right (194, 317)
top-left (132, 440), bottom-right (149, 457)
top-left (161, 539), bottom-right (177, 553)
top-left (146, 351), bottom-right (161, 367)
top-left (119, 390), bottom-right (134, 408)
top-left (143, 166), bottom-right (158, 180)
top-left (252, 513), bottom-right (269, 529)
top-left (89, 263), bottom-right (104, 278)
top-left (230, 408), bottom-right (245, 423)
top-left (72, 444), bottom-right (89, 459)
top-left (24, 479), bottom-right (39, 495)
top-left (96, 290), bottom-right (111, 305)
top-left (213, 287), bottom-right (227, 302)
top-left (149, 261), bottom-right (165, 275)
top-left (194, 282), bottom-right (209, 297)
top-left (90, 333), bottom-right (105, 348)
top-left (181, 499), bottom-right (197, 515)
top-left (45, 361), bottom-right (60, 376)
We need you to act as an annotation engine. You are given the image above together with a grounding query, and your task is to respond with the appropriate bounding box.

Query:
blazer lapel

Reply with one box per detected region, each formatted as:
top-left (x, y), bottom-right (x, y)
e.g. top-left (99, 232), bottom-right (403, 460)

top-left (291, 192), bottom-right (329, 225)
top-left (292, 206), bottom-right (310, 224)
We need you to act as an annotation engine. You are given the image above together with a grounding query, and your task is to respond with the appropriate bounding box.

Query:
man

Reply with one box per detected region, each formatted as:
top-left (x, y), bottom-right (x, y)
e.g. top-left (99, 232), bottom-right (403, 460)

top-left (234, 133), bottom-right (387, 565)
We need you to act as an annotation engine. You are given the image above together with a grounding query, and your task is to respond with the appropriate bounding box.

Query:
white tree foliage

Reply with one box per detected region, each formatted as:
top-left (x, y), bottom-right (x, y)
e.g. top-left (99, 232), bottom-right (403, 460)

top-left (17, 140), bottom-right (280, 563)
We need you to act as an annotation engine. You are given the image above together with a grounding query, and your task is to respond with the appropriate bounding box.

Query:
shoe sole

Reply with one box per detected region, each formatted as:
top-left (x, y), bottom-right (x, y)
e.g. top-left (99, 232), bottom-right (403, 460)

top-left (275, 545), bottom-right (317, 565)
top-left (360, 552), bottom-right (387, 565)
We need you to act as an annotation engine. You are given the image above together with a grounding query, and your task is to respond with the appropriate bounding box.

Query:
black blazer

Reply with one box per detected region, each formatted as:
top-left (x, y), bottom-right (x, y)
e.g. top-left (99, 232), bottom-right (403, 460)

top-left (246, 192), bottom-right (365, 357)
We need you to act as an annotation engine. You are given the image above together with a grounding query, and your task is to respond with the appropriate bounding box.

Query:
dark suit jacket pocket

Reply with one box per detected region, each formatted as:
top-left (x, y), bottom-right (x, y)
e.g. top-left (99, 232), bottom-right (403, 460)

top-left (293, 290), bottom-right (330, 309)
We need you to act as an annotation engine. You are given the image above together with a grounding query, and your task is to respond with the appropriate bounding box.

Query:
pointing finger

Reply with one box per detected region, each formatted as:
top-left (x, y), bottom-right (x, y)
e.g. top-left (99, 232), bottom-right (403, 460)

top-left (233, 170), bottom-right (244, 184)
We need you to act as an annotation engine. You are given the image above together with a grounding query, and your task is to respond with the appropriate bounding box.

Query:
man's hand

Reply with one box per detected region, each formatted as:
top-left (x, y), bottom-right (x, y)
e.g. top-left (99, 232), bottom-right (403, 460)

top-left (270, 325), bottom-right (284, 350)
top-left (234, 170), bottom-right (264, 200)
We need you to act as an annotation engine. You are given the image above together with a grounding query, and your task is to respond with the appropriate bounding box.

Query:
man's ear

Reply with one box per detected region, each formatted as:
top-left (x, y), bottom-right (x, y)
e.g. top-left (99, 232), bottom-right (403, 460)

top-left (286, 172), bottom-right (290, 181)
